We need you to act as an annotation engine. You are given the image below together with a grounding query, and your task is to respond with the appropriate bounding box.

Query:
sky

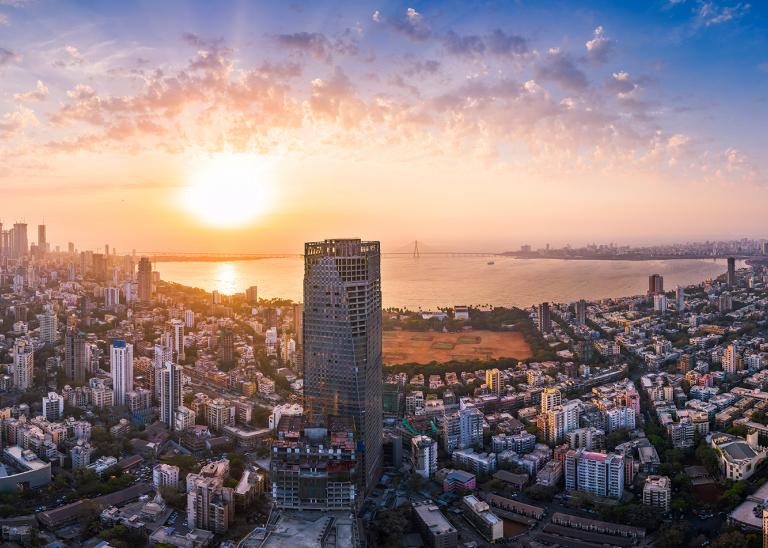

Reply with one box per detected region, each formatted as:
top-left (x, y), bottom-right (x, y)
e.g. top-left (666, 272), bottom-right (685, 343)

top-left (0, 0), bottom-right (766, 253)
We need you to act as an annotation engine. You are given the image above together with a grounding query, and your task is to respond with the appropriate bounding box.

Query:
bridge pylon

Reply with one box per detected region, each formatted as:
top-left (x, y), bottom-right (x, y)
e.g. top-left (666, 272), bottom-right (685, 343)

top-left (413, 240), bottom-right (420, 258)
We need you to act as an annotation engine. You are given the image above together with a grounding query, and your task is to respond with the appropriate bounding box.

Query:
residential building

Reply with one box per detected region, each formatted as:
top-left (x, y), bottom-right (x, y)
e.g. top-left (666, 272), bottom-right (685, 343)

top-left (564, 449), bottom-right (624, 499)
top-left (411, 435), bottom-right (438, 479)
top-left (110, 340), bottom-right (133, 406)
top-left (642, 475), bottom-right (671, 512)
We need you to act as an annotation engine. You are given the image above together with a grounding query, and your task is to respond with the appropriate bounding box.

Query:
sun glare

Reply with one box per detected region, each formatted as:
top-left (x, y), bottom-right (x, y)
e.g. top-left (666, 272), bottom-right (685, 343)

top-left (182, 153), bottom-right (275, 228)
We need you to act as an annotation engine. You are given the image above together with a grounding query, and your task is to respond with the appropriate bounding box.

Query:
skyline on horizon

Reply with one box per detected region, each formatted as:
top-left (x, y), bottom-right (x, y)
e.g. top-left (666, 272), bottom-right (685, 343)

top-left (1, 0), bottom-right (767, 252)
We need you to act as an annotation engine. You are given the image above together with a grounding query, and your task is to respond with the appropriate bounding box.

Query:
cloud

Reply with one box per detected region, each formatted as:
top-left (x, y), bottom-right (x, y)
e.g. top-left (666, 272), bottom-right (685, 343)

top-left (442, 29), bottom-right (527, 58)
top-left (14, 80), bottom-right (49, 102)
top-left (0, 14), bottom-right (8, 26)
top-left (273, 30), bottom-right (358, 63)
top-left (605, 71), bottom-right (641, 98)
top-left (53, 45), bottom-right (84, 67)
top-left (698, 2), bottom-right (750, 26)
top-left (0, 106), bottom-right (38, 139)
top-left (585, 26), bottom-right (615, 63)
top-left (373, 7), bottom-right (431, 42)
top-left (403, 59), bottom-right (441, 77)
top-left (0, 47), bottom-right (21, 66)
top-left (535, 48), bottom-right (589, 91)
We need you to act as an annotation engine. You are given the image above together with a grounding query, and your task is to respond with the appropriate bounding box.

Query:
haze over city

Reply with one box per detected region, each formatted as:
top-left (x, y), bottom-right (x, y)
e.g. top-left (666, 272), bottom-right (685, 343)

top-left (1, 0), bottom-right (767, 252)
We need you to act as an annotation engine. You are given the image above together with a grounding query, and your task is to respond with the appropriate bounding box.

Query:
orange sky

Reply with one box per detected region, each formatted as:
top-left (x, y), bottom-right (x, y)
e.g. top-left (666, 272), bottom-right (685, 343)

top-left (1, 2), bottom-right (766, 253)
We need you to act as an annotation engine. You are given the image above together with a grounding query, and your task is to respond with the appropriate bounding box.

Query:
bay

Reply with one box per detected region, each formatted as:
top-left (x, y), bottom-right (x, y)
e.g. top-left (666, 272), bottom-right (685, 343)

top-left (156, 256), bottom-right (736, 310)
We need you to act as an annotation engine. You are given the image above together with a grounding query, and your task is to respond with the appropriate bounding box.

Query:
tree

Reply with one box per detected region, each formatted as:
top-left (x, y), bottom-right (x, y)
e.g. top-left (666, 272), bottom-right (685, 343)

top-left (655, 524), bottom-right (688, 548)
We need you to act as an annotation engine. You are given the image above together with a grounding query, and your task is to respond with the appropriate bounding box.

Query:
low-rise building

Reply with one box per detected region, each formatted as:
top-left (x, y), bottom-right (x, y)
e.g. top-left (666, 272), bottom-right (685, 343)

top-left (412, 501), bottom-right (458, 548)
top-left (461, 495), bottom-right (503, 543)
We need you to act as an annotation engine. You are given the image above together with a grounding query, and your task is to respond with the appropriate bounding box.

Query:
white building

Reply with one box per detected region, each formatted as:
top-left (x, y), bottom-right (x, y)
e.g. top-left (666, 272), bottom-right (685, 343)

top-left (565, 449), bottom-right (624, 499)
top-left (653, 294), bottom-right (667, 313)
top-left (605, 406), bottom-right (636, 432)
top-left (153, 463), bottom-right (180, 490)
top-left (104, 287), bottom-right (120, 309)
top-left (184, 309), bottom-right (195, 329)
top-left (110, 340), bottom-right (134, 405)
top-left (39, 311), bottom-right (57, 344)
top-left (411, 435), bottom-right (438, 479)
top-left (12, 339), bottom-right (34, 390)
top-left (42, 392), bottom-right (64, 421)
top-left (159, 362), bottom-right (183, 430)
top-left (71, 441), bottom-right (94, 469)
top-left (709, 432), bottom-right (767, 481)
top-left (642, 475), bottom-right (671, 512)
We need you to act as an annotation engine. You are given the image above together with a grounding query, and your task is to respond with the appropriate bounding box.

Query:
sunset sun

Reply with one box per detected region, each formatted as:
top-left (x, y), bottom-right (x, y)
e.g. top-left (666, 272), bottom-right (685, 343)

top-left (182, 153), bottom-right (274, 228)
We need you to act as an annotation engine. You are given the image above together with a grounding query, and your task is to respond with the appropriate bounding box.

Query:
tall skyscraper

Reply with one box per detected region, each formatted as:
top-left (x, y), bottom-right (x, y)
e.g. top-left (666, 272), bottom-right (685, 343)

top-left (65, 329), bottom-right (89, 383)
top-left (727, 257), bottom-right (736, 287)
top-left (110, 339), bottom-right (134, 405)
top-left (137, 257), bottom-right (152, 303)
top-left (537, 302), bottom-right (552, 333)
top-left (648, 273), bottom-right (664, 295)
top-left (12, 338), bottom-right (34, 390)
top-left (159, 361), bottom-right (183, 430)
top-left (303, 238), bottom-right (382, 494)
top-left (574, 299), bottom-right (587, 325)
top-left (170, 319), bottom-right (186, 362)
top-left (11, 223), bottom-right (28, 258)
top-left (37, 224), bottom-right (46, 253)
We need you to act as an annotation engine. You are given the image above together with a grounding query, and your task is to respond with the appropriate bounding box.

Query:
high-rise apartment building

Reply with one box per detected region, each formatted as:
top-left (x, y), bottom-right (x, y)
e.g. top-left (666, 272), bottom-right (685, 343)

top-left (137, 257), bottom-right (152, 303)
top-left (170, 319), bottom-right (186, 362)
top-left (12, 338), bottom-right (34, 390)
top-left (64, 327), bottom-right (91, 384)
top-left (42, 392), bottom-right (64, 421)
top-left (39, 310), bottom-right (57, 344)
top-left (723, 344), bottom-right (740, 375)
top-left (486, 368), bottom-right (502, 396)
top-left (187, 474), bottom-right (235, 533)
top-left (541, 388), bottom-right (563, 413)
top-left (411, 435), bottom-right (438, 479)
top-left (541, 401), bottom-right (580, 445)
top-left (159, 361), bottom-right (183, 430)
top-left (303, 238), bottom-right (382, 494)
top-left (537, 302), bottom-right (552, 333)
top-left (642, 475), bottom-right (671, 512)
top-left (110, 339), bottom-right (134, 405)
top-left (565, 449), bottom-right (624, 499)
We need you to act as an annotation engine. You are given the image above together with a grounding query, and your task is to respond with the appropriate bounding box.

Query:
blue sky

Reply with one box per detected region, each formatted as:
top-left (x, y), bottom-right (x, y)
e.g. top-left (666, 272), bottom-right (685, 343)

top-left (0, 0), bottom-right (766, 251)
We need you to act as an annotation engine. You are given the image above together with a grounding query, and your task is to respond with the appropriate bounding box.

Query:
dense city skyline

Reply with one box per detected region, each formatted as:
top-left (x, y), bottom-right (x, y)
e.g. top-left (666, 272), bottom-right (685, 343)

top-left (1, 1), bottom-right (767, 252)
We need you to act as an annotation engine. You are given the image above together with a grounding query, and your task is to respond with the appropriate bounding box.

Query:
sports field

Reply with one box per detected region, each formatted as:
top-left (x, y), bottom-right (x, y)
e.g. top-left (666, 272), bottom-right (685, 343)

top-left (383, 330), bottom-right (532, 365)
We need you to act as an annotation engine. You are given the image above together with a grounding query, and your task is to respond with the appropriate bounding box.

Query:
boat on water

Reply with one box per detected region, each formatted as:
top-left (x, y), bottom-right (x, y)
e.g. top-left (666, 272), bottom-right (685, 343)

top-left (487, 261), bottom-right (495, 265)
